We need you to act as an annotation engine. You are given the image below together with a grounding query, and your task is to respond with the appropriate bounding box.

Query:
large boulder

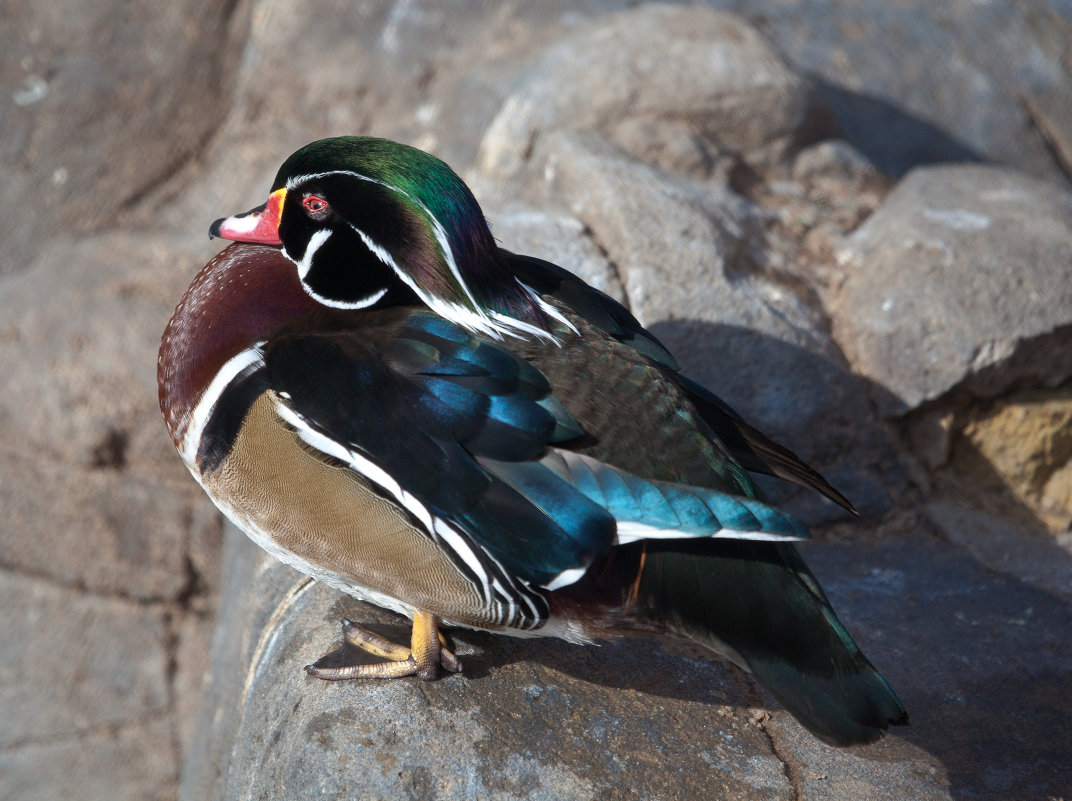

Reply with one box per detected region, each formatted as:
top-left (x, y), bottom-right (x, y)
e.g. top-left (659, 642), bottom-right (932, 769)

top-left (477, 5), bottom-right (815, 189)
top-left (832, 166), bottom-right (1072, 415)
top-left (181, 531), bottom-right (955, 801)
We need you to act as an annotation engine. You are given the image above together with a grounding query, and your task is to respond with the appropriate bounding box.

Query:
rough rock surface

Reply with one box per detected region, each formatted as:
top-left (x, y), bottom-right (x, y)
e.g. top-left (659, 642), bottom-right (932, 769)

top-left (5, 2), bottom-right (1072, 800)
top-left (0, 4), bottom-right (247, 275)
top-left (832, 166), bottom-right (1072, 415)
top-left (719, 0), bottom-right (1072, 182)
top-left (180, 533), bottom-right (922, 801)
top-left (476, 5), bottom-right (813, 185)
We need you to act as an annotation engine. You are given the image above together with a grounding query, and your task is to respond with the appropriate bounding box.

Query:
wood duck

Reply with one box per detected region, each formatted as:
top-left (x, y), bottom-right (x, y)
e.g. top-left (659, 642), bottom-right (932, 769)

top-left (158, 136), bottom-right (907, 746)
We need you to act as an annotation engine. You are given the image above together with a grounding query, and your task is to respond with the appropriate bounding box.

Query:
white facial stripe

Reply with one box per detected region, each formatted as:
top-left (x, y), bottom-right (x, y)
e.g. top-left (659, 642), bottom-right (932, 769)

top-left (296, 227), bottom-right (388, 310)
top-left (287, 169), bottom-right (570, 345)
top-left (182, 345), bottom-right (266, 464)
top-left (289, 170), bottom-right (473, 299)
top-left (328, 171), bottom-right (478, 310)
top-left (350, 225), bottom-right (398, 272)
top-left (347, 222), bottom-right (508, 340)
top-left (296, 229), bottom-right (332, 279)
top-left (303, 285), bottom-right (389, 311)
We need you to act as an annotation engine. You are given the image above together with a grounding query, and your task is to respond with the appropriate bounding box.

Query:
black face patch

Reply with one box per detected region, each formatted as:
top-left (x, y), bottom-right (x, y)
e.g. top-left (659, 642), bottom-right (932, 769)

top-left (300, 229), bottom-right (397, 307)
top-left (278, 175), bottom-right (426, 309)
top-left (278, 173), bottom-right (450, 308)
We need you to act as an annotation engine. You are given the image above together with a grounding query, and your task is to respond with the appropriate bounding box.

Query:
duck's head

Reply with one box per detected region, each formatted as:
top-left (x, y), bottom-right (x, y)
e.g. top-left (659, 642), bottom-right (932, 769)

top-left (211, 136), bottom-right (548, 338)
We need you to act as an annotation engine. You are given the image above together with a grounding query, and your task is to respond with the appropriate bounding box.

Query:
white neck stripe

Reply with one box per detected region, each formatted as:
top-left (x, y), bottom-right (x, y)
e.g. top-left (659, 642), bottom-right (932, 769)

top-left (302, 284), bottom-right (389, 310)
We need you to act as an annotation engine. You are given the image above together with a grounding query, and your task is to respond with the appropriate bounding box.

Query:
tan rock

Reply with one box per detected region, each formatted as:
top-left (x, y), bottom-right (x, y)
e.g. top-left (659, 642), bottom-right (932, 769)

top-left (956, 390), bottom-right (1072, 527)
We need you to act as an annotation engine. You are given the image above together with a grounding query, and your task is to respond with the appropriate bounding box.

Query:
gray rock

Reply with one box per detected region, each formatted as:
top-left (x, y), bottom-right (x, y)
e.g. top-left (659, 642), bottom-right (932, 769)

top-left (761, 718), bottom-right (950, 801)
top-left (0, 233), bottom-right (222, 600)
top-left (174, 607), bottom-right (218, 754)
top-left (477, 6), bottom-right (813, 187)
top-left (791, 140), bottom-right (888, 203)
top-left (180, 531), bottom-right (795, 801)
top-left (185, 522), bottom-right (1072, 800)
top-left (0, 233), bottom-right (213, 480)
top-left (925, 500), bottom-right (1072, 600)
top-left (607, 118), bottom-right (731, 182)
top-left (485, 206), bottom-right (627, 303)
top-left (0, 719), bottom-right (178, 801)
top-left (722, 0), bottom-right (1072, 182)
top-left (0, 450), bottom-right (211, 601)
top-left (833, 165), bottom-right (1072, 415)
top-left (803, 533), bottom-right (1072, 801)
top-left (536, 132), bottom-right (791, 333)
top-left (0, 570), bottom-right (169, 747)
top-left (0, 3), bottom-right (247, 274)
top-left (0, 227), bottom-right (217, 799)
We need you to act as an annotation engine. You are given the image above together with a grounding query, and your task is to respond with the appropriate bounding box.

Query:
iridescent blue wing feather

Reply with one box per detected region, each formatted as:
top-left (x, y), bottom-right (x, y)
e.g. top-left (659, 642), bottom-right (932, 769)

top-left (260, 310), bottom-right (806, 595)
top-left (487, 453), bottom-right (808, 543)
top-left (261, 315), bottom-right (614, 591)
top-left (505, 250), bottom-right (855, 512)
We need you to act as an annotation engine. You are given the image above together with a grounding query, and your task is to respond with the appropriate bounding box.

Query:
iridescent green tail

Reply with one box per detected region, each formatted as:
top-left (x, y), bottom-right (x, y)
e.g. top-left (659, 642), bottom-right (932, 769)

top-left (629, 539), bottom-right (908, 746)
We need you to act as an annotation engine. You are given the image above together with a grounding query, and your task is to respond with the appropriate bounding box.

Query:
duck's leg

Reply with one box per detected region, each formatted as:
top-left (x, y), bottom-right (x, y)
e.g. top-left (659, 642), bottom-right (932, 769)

top-left (305, 610), bottom-right (462, 680)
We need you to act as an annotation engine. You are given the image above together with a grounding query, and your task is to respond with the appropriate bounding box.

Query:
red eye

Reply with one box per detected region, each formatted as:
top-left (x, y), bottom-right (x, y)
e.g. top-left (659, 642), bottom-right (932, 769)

top-left (302, 194), bottom-right (330, 214)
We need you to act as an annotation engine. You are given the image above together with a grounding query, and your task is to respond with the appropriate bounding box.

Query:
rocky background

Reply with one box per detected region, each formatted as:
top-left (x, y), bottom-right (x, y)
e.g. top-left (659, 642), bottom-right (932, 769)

top-left (3, 1), bottom-right (1072, 799)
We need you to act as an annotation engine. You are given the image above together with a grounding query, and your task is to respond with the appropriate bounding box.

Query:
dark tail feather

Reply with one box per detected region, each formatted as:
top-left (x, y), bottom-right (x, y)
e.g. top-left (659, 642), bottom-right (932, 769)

top-left (678, 375), bottom-right (858, 515)
top-left (616, 539), bottom-right (908, 745)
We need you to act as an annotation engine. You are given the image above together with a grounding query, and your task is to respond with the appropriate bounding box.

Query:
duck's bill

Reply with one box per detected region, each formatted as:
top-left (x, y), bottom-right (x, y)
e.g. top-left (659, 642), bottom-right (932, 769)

top-left (209, 188), bottom-right (286, 245)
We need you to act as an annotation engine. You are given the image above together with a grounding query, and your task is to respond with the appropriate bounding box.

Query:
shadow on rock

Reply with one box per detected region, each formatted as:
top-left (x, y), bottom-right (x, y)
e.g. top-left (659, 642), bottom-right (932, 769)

top-left (809, 537), bottom-right (1072, 800)
top-left (633, 320), bottom-right (1072, 799)
top-left (813, 80), bottom-right (984, 178)
top-left (187, 324), bottom-right (1072, 801)
top-left (647, 318), bottom-right (907, 525)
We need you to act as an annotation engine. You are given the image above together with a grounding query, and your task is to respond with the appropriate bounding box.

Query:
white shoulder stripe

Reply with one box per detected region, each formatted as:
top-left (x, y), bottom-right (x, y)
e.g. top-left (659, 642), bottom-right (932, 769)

top-left (271, 395), bottom-right (547, 627)
top-left (615, 521), bottom-right (803, 543)
top-left (272, 399), bottom-right (435, 533)
top-left (433, 517), bottom-right (492, 599)
top-left (182, 345), bottom-right (266, 464)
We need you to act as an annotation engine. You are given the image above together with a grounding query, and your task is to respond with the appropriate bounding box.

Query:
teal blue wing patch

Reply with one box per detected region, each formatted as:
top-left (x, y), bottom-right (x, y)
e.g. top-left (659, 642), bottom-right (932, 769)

top-left (532, 451), bottom-right (810, 542)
